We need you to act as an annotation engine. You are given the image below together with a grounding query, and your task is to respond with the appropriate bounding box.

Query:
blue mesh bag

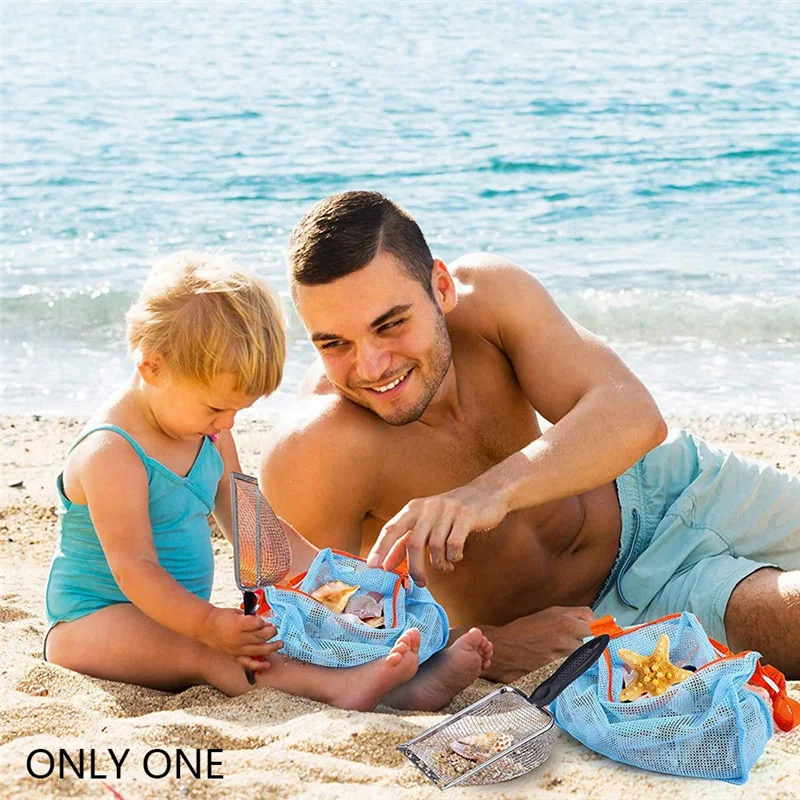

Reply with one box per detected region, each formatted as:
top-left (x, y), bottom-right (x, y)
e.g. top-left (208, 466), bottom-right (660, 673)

top-left (551, 612), bottom-right (798, 784)
top-left (250, 548), bottom-right (449, 668)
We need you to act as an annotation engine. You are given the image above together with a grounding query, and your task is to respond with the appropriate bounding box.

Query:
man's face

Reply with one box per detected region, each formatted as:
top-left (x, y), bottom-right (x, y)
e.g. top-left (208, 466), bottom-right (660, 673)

top-left (295, 251), bottom-right (453, 425)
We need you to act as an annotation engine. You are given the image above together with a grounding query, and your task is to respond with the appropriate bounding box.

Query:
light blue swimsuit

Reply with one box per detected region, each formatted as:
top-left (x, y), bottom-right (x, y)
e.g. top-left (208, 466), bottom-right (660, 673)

top-left (44, 424), bottom-right (223, 647)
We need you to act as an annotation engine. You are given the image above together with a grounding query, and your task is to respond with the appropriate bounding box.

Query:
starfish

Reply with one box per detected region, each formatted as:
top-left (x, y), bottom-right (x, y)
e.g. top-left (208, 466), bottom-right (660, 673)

top-left (618, 634), bottom-right (694, 701)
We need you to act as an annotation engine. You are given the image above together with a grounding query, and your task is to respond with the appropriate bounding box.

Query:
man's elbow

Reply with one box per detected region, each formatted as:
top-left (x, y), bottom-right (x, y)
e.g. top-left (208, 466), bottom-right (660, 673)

top-left (635, 396), bottom-right (668, 454)
top-left (651, 413), bottom-right (669, 448)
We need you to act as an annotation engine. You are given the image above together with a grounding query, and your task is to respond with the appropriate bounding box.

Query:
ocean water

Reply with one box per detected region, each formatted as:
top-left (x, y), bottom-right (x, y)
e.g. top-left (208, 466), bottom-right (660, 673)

top-left (2, 0), bottom-right (799, 418)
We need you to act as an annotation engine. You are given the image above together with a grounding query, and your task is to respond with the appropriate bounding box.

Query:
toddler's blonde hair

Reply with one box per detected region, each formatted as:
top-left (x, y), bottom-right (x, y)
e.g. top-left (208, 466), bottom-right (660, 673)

top-left (126, 251), bottom-right (285, 396)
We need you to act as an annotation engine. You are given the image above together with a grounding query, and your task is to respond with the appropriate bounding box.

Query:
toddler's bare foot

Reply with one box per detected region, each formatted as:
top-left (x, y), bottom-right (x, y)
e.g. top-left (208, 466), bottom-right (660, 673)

top-left (384, 627), bottom-right (492, 711)
top-left (326, 628), bottom-right (421, 711)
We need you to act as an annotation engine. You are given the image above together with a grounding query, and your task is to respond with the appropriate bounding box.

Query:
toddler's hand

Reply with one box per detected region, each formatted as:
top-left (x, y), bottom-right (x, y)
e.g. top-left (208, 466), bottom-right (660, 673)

top-left (201, 607), bottom-right (283, 672)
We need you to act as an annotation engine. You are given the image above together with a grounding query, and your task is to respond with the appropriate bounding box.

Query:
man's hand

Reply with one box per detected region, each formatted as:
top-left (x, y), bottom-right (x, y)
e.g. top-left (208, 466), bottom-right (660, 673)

top-left (474, 606), bottom-right (596, 683)
top-left (366, 484), bottom-right (510, 586)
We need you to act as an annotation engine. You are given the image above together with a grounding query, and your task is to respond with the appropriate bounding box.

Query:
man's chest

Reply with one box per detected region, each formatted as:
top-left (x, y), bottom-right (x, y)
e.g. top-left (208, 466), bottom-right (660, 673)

top-left (368, 384), bottom-right (540, 524)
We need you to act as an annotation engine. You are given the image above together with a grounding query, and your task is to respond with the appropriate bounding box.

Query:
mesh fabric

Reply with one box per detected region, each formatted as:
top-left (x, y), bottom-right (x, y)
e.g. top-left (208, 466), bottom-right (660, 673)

top-left (258, 548), bottom-right (449, 668)
top-left (551, 612), bottom-right (772, 784)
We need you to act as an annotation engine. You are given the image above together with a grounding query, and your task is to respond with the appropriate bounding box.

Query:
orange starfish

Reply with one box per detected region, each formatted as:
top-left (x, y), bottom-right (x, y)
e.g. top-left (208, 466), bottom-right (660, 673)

top-left (618, 634), bottom-right (694, 701)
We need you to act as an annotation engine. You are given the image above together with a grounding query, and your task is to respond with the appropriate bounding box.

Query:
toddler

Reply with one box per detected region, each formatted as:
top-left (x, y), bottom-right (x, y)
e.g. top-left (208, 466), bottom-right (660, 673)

top-left (44, 252), bottom-right (490, 711)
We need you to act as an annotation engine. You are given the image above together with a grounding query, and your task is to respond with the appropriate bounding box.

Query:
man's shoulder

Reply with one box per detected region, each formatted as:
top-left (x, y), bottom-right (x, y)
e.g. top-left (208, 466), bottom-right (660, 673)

top-left (262, 387), bottom-right (382, 478)
top-left (449, 253), bottom-right (540, 332)
top-left (260, 389), bottom-right (383, 533)
top-left (450, 252), bottom-right (530, 284)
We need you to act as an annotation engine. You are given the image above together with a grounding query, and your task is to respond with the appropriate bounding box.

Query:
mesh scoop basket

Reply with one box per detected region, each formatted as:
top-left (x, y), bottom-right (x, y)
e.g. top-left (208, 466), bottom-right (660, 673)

top-left (231, 471), bottom-right (291, 594)
top-left (230, 471), bottom-right (292, 684)
top-left (399, 635), bottom-right (609, 789)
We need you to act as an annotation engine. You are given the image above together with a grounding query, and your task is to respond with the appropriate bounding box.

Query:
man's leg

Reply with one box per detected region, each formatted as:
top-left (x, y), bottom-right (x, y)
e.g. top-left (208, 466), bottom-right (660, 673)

top-left (725, 567), bottom-right (800, 677)
top-left (662, 437), bottom-right (800, 675)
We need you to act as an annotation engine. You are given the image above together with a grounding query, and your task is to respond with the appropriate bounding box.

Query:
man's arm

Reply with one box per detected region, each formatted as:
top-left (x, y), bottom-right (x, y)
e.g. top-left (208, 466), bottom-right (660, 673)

top-left (468, 256), bottom-right (667, 509)
top-left (212, 429), bottom-right (319, 576)
top-left (369, 256), bottom-right (667, 583)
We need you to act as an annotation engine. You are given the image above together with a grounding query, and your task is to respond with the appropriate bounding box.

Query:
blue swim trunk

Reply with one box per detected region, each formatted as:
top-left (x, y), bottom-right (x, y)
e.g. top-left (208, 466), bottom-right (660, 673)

top-left (592, 430), bottom-right (800, 644)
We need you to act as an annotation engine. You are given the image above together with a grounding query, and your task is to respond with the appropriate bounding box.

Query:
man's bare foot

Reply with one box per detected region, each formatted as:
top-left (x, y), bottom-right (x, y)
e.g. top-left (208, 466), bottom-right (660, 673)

top-left (327, 628), bottom-right (422, 711)
top-left (383, 627), bottom-right (492, 711)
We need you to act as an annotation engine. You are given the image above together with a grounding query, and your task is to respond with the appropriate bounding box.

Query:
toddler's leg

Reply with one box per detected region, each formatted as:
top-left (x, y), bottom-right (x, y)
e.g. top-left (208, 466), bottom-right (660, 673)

top-left (259, 627), bottom-right (421, 710)
top-left (383, 627), bottom-right (492, 711)
top-left (46, 604), bottom-right (421, 709)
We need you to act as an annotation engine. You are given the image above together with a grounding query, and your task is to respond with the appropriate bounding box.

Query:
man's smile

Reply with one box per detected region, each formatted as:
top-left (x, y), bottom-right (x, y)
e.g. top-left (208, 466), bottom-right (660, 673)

top-left (361, 368), bottom-right (413, 397)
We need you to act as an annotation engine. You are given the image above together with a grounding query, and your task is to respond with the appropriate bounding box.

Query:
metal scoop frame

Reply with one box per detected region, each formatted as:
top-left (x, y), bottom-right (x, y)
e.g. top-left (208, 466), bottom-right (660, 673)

top-left (230, 471), bottom-right (292, 684)
top-left (398, 634), bottom-right (609, 789)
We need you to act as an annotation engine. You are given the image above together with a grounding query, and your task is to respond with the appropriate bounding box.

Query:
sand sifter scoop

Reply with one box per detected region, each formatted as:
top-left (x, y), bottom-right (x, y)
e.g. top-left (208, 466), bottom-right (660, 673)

top-left (399, 634), bottom-right (609, 789)
top-left (230, 471), bottom-right (292, 684)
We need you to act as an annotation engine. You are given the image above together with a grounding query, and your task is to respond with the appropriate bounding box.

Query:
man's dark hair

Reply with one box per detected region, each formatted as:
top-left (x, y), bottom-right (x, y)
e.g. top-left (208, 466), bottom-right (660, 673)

top-left (288, 191), bottom-right (434, 298)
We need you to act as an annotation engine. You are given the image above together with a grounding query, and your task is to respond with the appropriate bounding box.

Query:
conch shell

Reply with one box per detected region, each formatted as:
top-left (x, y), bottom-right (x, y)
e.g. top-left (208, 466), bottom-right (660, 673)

top-left (449, 732), bottom-right (513, 763)
top-left (344, 593), bottom-right (384, 620)
top-left (311, 581), bottom-right (360, 613)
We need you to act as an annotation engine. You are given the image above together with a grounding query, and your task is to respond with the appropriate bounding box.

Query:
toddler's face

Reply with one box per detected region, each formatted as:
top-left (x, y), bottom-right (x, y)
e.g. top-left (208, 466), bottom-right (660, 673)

top-left (154, 371), bottom-right (261, 441)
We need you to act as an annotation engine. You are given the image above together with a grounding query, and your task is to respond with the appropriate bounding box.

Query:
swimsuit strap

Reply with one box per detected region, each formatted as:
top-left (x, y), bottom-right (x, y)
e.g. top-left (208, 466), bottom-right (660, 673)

top-left (66, 424), bottom-right (152, 475)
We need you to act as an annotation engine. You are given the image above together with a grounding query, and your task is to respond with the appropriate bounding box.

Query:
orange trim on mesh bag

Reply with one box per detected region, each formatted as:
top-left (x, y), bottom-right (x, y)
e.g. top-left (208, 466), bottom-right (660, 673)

top-left (592, 612), bottom-right (683, 640)
top-left (706, 637), bottom-right (799, 731)
top-left (391, 576), bottom-right (403, 625)
top-left (330, 548), bottom-right (411, 586)
top-left (603, 650), bottom-right (615, 701)
top-left (287, 571), bottom-right (307, 588)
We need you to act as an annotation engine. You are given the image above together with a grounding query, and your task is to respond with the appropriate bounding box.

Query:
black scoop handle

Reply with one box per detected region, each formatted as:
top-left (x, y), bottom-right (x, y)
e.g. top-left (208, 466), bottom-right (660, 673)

top-left (242, 591), bottom-right (258, 686)
top-left (528, 634), bottom-right (609, 707)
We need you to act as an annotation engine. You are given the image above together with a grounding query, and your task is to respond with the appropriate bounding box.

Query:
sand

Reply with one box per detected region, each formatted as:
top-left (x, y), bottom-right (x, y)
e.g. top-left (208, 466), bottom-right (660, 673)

top-left (1, 413), bottom-right (798, 799)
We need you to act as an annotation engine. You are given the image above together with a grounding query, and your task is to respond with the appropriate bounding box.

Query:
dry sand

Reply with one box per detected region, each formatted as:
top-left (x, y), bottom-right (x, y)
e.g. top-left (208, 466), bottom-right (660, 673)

top-left (1, 413), bottom-right (798, 799)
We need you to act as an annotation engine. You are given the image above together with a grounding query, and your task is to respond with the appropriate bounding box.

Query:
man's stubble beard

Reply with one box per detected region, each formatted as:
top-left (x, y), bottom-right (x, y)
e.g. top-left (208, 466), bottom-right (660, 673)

top-left (346, 310), bottom-right (453, 427)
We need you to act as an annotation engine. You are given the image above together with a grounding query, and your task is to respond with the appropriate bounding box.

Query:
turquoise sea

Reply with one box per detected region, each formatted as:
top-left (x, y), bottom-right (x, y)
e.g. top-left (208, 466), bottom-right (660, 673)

top-left (2, 1), bottom-right (799, 417)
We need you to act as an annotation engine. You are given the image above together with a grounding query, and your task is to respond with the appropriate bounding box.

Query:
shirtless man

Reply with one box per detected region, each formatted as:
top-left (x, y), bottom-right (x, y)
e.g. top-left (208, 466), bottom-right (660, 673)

top-left (261, 191), bottom-right (800, 682)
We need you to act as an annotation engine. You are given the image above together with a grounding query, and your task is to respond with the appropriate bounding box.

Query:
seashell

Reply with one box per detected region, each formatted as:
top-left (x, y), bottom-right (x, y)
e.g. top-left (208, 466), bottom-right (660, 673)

top-left (344, 593), bottom-right (384, 620)
top-left (311, 581), bottom-right (360, 613)
top-left (745, 683), bottom-right (772, 707)
top-left (363, 616), bottom-right (385, 628)
top-left (449, 732), bottom-right (513, 763)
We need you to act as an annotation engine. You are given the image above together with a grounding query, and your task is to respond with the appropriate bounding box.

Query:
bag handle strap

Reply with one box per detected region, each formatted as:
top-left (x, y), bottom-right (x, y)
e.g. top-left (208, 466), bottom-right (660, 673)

top-left (749, 661), bottom-right (800, 733)
top-left (590, 614), bottom-right (624, 637)
top-left (708, 637), bottom-right (799, 732)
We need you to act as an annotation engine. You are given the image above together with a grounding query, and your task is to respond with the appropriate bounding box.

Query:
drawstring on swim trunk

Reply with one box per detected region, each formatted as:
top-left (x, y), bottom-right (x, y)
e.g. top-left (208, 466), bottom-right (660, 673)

top-left (616, 508), bottom-right (642, 609)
